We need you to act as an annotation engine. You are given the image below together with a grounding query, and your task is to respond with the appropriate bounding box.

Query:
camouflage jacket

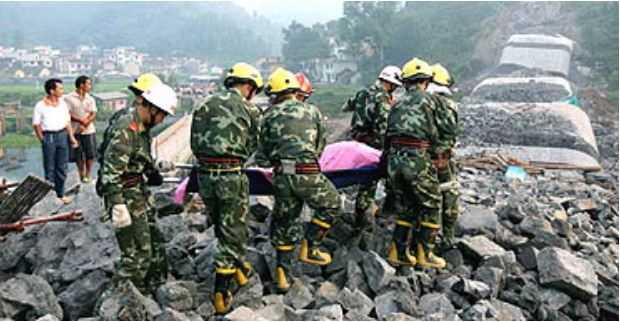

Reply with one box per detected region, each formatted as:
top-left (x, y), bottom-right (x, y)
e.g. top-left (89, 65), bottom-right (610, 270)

top-left (344, 83), bottom-right (393, 146)
top-left (255, 99), bottom-right (327, 167)
top-left (385, 87), bottom-right (439, 149)
top-left (98, 107), bottom-right (156, 205)
top-left (190, 89), bottom-right (261, 162)
top-left (430, 93), bottom-right (460, 155)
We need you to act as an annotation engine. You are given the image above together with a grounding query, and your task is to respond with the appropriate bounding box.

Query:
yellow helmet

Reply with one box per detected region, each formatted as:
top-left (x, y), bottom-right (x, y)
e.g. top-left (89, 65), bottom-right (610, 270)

top-left (225, 62), bottom-right (264, 91)
top-left (265, 67), bottom-right (301, 95)
top-left (431, 63), bottom-right (453, 87)
top-left (129, 73), bottom-right (162, 94)
top-left (401, 58), bottom-right (433, 81)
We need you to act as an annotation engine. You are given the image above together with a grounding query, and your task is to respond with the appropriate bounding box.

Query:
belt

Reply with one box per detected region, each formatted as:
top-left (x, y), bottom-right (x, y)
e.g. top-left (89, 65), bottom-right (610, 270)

top-left (120, 174), bottom-right (144, 188)
top-left (43, 129), bottom-right (66, 134)
top-left (274, 161), bottom-right (321, 175)
top-left (197, 156), bottom-right (242, 165)
top-left (389, 136), bottom-right (431, 149)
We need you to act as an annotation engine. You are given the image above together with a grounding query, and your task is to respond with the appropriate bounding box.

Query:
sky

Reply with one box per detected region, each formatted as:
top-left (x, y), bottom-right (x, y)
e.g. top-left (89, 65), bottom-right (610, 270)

top-left (233, 0), bottom-right (344, 26)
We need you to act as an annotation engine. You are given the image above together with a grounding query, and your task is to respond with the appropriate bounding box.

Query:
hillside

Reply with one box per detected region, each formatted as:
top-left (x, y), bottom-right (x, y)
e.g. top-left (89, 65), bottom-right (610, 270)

top-left (0, 2), bottom-right (282, 64)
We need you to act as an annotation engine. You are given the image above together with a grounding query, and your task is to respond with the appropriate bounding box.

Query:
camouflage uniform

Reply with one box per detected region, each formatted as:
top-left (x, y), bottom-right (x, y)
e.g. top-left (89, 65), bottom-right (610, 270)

top-left (385, 87), bottom-right (443, 265)
top-left (430, 93), bottom-right (461, 246)
top-left (256, 98), bottom-right (340, 267)
top-left (98, 107), bottom-right (167, 293)
top-left (343, 83), bottom-right (394, 229)
top-left (190, 88), bottom-right (260, 271)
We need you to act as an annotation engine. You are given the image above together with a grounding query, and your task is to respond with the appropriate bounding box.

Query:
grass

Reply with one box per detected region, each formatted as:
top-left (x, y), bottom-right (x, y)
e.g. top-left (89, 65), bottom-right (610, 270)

top-left (308, 84), bottom-right (359, 118)
top-left (0, 133), bottom-right (39, 148)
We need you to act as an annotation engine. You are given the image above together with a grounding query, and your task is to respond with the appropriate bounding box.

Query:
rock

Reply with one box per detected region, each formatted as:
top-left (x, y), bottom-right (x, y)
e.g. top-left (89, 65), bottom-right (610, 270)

top-left (317, 304), bottom-right (343, 321)
top-left (452, 278), bottom-right (492, 302)
top-left (0, 274), bottom-right (63, 320)
top-left (0, 229), bottom-right (38, 271)
top-left (196, 301), bottom-right (214, 320)
top-left (337, 287), bottom-right (374, 316)
top-left (442, 248), bottom-right (464, 268)
top-left (226, 306), bottom-right (261, 321)
top-left (97, 282), bottom-right (162, 320)
top-left (345, 260), bottom-right (370, 296)
top-left (473, 266), bottom-right (504, 298)
top-left (362, 251), bottom-right (396, 293)
top-left (284, 279), bottom-right (314, 310)
top-left (490, 299), bottom-right (526, 321)
top-left (155, 308), bottom-right (191, 321)
top-left (58, 269), bottom-right (110, 320)
top-left (516, 245), bottom-right (539, 270)
top-left (157, 215), bottom-right (191, 243)
top-left (519, 216), bottom-right (553, 237)
top-left (458, 206), bottom-right (499, 235)
top-left (539, 288), bottom-right (571, 311)
top-left (374, 290), bottom-right (416, 320)
top-left (233, 274), bottom-right (263, 309)
top-left (384, 312), bottom-right (416, 321)
top-left (459, 235), bottom-right (506, 261)
top-left (35, 314), bottom-right (60, 321)
top-left (315, 281), bottom-right (339, 307)
top-left (345, 310), bottom-right (377, 321)
top-left (419, 293), bottom-right (456, 320)
top-left (530, 231), bottom-right (569, 249)
top-left (256, 303), bottom-right (287, 321)
top-left (461, 300), bottom-right (498, 320)
top-left (537, 247), bottom-right (598, 300)
top-left (156, 281), bottom-right (196, 311)
top-left (262, 294), bottom-right (284, 306)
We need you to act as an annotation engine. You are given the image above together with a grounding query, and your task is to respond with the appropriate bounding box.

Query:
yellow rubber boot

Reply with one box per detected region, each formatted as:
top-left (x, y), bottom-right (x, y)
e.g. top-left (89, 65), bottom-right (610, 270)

top-left (275, 245), bottom-right (295, 293)
top-left (234, 262), bottom-right (253, 287)
top-left (299, 219), bottom-right (332, 266)
top-left (415, 222), bottom-right (446, 270)
top-left (213, 268), bottom-right (235, 316)
top-left (387, 220), bottom-right (417, 267)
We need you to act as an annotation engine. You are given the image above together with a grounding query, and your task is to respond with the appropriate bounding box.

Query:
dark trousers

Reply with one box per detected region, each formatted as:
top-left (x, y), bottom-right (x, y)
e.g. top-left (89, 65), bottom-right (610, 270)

top-left (42, 130), bottom-right (69, 198)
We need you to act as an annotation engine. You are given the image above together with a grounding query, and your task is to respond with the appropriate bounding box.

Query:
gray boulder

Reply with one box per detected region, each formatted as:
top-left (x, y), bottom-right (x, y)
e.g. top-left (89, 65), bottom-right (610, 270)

top-left (58, 269), bottom-right (110, 320)
top-left (459, 235), bottom-right (506, 261)
top-left (419, 293), bottom-right (456, 320)
top-left (362, 251), bottom-right (396, 293)
top-left (156, 281), bottom-right (197, 311)
top-left (0, 274), bottom-right (63, 320)
top-left (537, 247), bottom-right (598, 300)
top-left (337, 287), bottom-right (374, 316)
top-left (458, 206), bottom-right (499, 235)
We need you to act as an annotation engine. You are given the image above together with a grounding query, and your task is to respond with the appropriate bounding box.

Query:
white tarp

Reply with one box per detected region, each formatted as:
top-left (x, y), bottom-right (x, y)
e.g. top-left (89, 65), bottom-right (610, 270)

top-left (506, 34), bottom-right (575, 52)
top-left (472, 77), bottom-right (573, 96)
top-left (499, 46), bottom-right (572, 76)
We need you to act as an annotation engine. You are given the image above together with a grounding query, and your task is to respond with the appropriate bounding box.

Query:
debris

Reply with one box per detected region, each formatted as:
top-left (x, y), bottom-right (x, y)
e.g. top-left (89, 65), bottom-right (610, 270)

top-left (537, 247), bottom-right (599, 300)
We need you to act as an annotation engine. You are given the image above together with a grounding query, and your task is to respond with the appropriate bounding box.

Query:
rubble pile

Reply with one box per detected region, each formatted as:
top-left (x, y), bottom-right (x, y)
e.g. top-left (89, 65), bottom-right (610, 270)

top-left (459, 104), bottom-right (598, 158)
top-left (0, 163), bottom-right (617, 321)
top-left (469, 83), bottom-right (569, 104)
top-left (591, 122), bottom-right (619, 184)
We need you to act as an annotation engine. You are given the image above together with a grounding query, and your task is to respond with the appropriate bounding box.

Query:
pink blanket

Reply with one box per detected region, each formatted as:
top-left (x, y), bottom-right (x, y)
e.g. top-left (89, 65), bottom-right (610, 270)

top-left (319, 141), bottom-right (381, 170)
top-left (173, 141), bottom-right (381, 204)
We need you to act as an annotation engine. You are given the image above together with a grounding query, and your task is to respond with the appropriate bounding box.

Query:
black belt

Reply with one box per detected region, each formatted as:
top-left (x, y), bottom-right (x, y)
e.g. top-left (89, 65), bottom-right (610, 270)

top-left (43, 129), bottom-right (66, 134)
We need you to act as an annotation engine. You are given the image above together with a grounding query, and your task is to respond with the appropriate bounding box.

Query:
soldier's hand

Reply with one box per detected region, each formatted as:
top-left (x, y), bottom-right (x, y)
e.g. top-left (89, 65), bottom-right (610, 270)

top-left (112, 204), bottom-right (131, 229)
top-left (155, 159), bottom-right (175, 172)
top-left (146, 170), bottom-right (164, 186)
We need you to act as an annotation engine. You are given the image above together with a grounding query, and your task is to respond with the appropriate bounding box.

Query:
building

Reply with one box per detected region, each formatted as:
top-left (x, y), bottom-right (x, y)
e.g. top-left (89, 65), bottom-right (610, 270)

top-left (92, 92), bottom-right (129, 111)
top-left (255, 57), bottom-right (283, 78)
top-left (301, 57), bottom-right (360, 84)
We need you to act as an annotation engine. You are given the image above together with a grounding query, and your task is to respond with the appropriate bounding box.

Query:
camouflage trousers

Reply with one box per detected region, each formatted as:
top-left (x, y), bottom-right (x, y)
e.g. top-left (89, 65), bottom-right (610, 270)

top-left (271, 173), bottom-right (340, 247)
top-left (104, 191), bottom-right (168, 294)
top-left (197, 171), bottom-right (249, 270)
top-left (437, 158), bottom-right (460, 240)
top-left (386, 148), bottom-right (442, 226)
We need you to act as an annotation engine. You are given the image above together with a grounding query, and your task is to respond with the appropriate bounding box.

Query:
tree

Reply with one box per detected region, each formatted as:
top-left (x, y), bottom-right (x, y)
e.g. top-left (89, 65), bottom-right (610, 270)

top-left (282, 21), bottom-right (331, 71)
top-left (337, 1), bottom-right (401, 84)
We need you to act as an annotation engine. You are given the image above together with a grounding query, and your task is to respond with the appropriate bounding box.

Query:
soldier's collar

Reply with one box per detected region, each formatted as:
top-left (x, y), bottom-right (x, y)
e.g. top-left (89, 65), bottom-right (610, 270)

top-left (130, 108), bottom-right (147, 133)
top-left (229, 88), bottom-right (246, 101)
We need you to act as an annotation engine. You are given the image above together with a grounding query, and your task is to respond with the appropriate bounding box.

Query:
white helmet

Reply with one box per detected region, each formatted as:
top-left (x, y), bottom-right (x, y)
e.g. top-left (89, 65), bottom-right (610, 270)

top-left (142, 83), bottom-right (177, 116)
top-left (378, 65), bottom-right (403, 86)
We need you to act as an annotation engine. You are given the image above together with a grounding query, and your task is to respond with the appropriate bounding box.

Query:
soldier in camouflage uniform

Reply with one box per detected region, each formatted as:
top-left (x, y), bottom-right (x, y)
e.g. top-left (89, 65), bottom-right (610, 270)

top-left (98, 76), bottom-right (177, 295)
top-left (428, 64), bottom-right (461, 250)
top-left (342, 66), bottom-right (402, 234)
top-left (190, 62), bottom-right (263, 316)
top-left (384, 58), bottom-right (446, 270)
top-left (256, 68), bottom-right (340, 293)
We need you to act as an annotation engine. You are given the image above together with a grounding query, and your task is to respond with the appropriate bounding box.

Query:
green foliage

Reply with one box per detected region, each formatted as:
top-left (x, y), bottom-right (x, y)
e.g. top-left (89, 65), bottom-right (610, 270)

top-left (0, 2), bottom-right (280, 65)
top-left (282, 21), bottom-right (332, 70)
top-left (307, 84), bottom-right (358, 118)
top-left (0, 133), bottom-right (38, 148)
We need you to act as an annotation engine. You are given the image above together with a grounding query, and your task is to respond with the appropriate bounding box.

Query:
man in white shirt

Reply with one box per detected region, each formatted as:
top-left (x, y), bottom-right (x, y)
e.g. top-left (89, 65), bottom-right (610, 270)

top-left (65, 75), bottom-right (97, 183)
top-left (32, 78), bottom-right (79, 204)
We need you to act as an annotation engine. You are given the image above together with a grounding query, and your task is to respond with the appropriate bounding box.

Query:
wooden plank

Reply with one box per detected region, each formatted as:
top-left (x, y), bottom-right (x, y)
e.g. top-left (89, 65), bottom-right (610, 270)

top-left (0, 175), bottom-right (53, 224)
